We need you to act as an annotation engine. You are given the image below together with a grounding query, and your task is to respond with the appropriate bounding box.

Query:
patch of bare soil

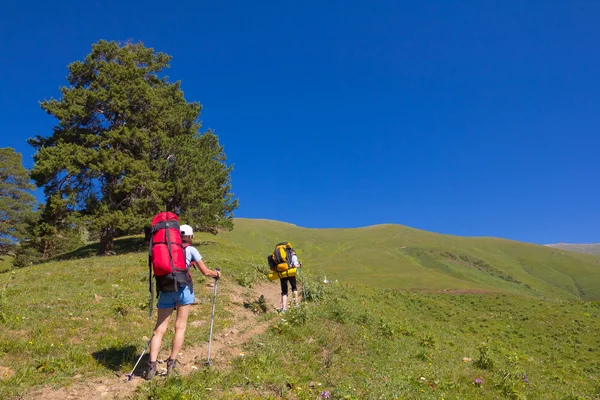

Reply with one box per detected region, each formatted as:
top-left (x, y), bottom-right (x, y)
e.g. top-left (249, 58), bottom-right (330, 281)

top-left (17, 279), bottom-right (283, 400)
top-left (0, 366), bottom-right (15, 380)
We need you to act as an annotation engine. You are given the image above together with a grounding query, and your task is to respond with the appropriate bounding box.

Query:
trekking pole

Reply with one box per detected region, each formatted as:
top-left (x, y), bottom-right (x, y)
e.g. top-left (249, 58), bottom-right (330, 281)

top-left (125, 334), bottom-right (154, 381)
top-left (298, 263), bottom-right (306, 301)
top-left (205, 268), bottom-right (220, 366)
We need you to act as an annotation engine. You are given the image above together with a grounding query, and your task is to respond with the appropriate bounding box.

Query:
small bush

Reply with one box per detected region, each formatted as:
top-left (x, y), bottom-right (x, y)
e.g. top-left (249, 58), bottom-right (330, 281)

top-left (287, 303), bottom-right (309, 326)
top-left (300, 272), bottom-right (325, 302)
top-left (475, 343), bottom-right (495, 370)
top-left (235, 270), bottom-right (256, 288)
top-left (244, 295), bottom-right (268, 314)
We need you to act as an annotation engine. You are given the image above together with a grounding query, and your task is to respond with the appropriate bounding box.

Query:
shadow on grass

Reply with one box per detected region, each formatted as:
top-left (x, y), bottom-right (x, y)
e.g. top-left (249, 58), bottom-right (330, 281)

top-left (196, 240), bottom-right (217, 247)
top-left (52, 236), bottom-right (217, 262)
top-left (54, 237), bottom-right (148, 261)
top-left (92, 345), bottom-right (146, 375)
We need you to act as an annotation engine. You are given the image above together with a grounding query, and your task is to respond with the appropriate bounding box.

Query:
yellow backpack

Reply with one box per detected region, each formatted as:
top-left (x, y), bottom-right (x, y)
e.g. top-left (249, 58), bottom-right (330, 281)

top-left (267, 242), bottom-right (294, 272)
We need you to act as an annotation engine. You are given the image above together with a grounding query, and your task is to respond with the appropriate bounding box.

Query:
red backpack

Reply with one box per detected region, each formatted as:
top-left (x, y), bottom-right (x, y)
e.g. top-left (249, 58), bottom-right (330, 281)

top-left (150, 212), bottom-right (186, 277)
top-left (147, 212), bottom-right (192, 316)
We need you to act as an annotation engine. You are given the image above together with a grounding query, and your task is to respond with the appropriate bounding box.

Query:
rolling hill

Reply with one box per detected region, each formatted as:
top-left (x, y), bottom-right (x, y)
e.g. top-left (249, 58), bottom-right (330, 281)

top-left (2, 219), bottom-right (600, 399)
top-left (221, 218), bottom-right (600, 300)
top-left (545, 243), bottom-right (600, 255)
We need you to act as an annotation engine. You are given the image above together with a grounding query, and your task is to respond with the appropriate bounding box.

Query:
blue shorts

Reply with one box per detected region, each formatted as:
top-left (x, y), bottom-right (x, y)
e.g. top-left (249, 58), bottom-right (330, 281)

top-left (157, 286), bottom-right (195, 309)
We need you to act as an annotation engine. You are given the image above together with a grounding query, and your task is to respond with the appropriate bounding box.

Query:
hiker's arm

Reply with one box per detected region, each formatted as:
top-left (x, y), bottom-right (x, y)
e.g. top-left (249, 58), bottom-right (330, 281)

top-left (193, 260), bottom-right (221, 279)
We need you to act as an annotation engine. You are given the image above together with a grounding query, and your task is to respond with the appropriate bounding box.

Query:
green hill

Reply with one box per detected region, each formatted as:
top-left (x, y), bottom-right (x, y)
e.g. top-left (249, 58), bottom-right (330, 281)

top-left (223, 219), bottom-right (600, 300)
top-left (1, 225), bottom-right (599, 399)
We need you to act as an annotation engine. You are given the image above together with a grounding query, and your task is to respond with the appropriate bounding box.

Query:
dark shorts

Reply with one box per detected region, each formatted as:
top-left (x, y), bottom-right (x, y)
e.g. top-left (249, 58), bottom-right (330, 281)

top-left (280, 276), bottom-right (297, 296)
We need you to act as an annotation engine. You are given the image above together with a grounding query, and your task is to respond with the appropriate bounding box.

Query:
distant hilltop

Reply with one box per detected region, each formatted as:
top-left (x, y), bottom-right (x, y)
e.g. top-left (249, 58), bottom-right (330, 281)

top-left (545, 243), bottom-right (600, 255)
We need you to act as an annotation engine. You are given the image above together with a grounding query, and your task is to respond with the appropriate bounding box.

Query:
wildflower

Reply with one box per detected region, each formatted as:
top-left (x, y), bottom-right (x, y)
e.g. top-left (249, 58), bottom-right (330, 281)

top-left (320, 390), bottom-right (331, 399)
top-left (475, 378), bottom-right (483, 385)
top-left (420, 377), bottom-right (426, 381)
top-left (522, 373), bottom-right (529, 383)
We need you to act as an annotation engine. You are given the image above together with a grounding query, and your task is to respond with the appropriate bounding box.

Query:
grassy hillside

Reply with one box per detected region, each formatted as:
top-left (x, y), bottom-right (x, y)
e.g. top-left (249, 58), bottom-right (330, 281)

top-left (0, 256), bottom-right (12, 273)
top-left (546, 243), bottom-right (600, 255)
top-left (0, 233), bottom-right (599, 399)
top-left (223, 219), bottom-right (600, 300)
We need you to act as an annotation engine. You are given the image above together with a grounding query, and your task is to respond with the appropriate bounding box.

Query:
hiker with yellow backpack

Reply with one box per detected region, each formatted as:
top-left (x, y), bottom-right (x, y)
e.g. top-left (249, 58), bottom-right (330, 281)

top-left (268, 242), bottom-right (301, 312)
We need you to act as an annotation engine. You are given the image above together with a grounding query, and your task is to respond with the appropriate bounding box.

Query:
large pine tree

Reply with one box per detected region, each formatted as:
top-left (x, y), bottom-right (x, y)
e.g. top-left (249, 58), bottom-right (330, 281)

top-left (29, 40), bottom-right (237, 254)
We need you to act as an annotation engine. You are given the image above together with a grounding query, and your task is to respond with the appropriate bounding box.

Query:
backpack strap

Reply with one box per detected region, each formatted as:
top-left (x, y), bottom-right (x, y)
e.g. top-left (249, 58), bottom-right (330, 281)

top-left (148, 233), bottom-right (154, 319)
top-left (152, 220), bottom-right (180, 232)
top-left (181, 243), bottom-right (197, 270)
top-left (164, 221), bottom-right (178, 292)
top-left (286, 248), bottom-right (295, 268)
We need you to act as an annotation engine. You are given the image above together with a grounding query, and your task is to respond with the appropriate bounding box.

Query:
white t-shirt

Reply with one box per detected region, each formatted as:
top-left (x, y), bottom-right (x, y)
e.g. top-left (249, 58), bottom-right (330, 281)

top-left (185, 246), bottom-right (202, 268)
top-left (291, 254), bottom-right (300, 267)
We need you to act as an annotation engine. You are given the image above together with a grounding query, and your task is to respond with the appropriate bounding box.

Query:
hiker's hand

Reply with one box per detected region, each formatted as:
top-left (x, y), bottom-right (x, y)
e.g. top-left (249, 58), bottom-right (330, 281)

top-left (214, 270), bottom-right (221, 279)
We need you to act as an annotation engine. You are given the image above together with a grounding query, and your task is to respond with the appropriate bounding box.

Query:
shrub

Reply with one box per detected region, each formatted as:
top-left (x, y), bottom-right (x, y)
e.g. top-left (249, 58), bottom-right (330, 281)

top-left (475, 342), bottom-right (495, 370)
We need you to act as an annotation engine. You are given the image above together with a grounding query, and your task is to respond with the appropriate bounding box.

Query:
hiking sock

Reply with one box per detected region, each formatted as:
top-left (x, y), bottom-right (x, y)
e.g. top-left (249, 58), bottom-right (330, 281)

top-left (281, 295), bottom-right (288, 311)
top-left (145, 361), bottom-right (157, 380)
top-left (293, 291), bottom-right (299, 305)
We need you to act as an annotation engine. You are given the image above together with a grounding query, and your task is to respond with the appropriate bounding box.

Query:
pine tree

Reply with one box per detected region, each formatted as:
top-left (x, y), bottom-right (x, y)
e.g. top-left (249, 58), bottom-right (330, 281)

top-left (0, 148), bottom-right (36, 255)
top-left (29, 40), bottom-right (237, 254)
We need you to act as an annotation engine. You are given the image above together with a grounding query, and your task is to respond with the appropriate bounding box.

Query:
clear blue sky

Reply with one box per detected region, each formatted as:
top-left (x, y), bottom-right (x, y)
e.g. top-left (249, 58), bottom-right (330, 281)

top-left (1, 1), bottom-right (598, 244)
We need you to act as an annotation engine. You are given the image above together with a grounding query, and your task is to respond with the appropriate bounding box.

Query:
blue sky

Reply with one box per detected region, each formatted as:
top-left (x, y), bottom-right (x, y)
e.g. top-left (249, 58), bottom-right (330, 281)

top-left (1, 1), bottom-right (598, 244)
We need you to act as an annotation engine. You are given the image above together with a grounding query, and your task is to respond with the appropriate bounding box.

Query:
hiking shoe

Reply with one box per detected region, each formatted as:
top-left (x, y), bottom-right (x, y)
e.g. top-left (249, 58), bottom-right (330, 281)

top-left (166, 358), bottom-right (178, 376)
top-left (144, 361), bottom-right (157, 380)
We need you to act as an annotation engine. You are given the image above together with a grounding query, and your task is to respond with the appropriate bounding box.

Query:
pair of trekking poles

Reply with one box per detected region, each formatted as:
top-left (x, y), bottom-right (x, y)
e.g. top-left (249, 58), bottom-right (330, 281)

top-left (126, 268), bottom-right (221, 380)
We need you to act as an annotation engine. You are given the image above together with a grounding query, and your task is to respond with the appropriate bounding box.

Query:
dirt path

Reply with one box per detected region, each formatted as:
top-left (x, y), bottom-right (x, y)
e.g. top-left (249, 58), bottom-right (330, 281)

top-left (18, 280), bottom-right (282, 400)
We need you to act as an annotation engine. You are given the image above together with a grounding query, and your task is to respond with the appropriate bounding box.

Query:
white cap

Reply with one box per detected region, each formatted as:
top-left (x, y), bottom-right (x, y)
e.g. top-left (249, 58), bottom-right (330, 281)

top-left (180, 224), bottom-right (194, 236)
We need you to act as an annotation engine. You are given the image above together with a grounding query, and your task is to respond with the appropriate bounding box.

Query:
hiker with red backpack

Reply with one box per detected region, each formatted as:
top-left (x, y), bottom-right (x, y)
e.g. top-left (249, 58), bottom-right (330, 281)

top-left (145, 213), bottom-right (221, 379)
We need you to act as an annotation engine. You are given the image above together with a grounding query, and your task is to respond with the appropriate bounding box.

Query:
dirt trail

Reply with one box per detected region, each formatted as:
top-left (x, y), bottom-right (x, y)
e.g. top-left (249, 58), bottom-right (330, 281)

top-left (18, 280), bottom-right (282, 400)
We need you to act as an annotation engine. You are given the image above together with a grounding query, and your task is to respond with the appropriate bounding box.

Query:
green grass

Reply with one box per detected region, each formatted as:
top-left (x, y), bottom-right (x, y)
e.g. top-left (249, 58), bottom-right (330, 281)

top-left (223, 219), bottom-right (600, 300)
top-left (0, 235), bottom-right (264, 399)
top-left (1, 219), bottom-right (600, 399)
top-left (138, 281), bottom-right (600, 400)
top-left (0, 255), bottom-right (13, 273)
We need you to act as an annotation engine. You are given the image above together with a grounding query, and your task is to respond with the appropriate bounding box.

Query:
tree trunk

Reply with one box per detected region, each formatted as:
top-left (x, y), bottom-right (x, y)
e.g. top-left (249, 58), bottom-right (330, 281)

top-left (99, 227), bottom-right (115, 255)
top-left (143, 225), bottom-right (152, 243)
top-left (42, 240), bottom-right (49, 261)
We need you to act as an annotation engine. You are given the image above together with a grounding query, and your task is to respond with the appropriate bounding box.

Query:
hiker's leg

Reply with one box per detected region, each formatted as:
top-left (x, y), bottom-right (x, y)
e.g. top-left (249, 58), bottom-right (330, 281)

top-left (149, 307), bottom-right (174, 362)
top-left (289, 276), bottom-right (298, 304)
top-left (287, 276), bottom-right (298, 305)
top-left (280, 277), bottom-right (289, 310)
top-left (169, 304), bottom-right (191, 360)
